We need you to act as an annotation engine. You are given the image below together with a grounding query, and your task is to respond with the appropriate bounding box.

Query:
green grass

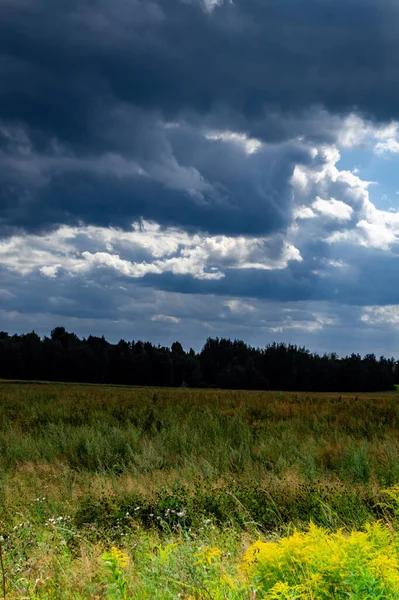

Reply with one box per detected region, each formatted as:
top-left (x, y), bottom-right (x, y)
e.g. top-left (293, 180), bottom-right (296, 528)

top-left (2, 383), bottom-right (399, 597)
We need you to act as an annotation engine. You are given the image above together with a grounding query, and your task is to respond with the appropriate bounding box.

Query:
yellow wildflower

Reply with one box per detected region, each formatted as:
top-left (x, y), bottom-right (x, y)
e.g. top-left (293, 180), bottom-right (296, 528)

top-left (194, 546), bottom-right (222, 565)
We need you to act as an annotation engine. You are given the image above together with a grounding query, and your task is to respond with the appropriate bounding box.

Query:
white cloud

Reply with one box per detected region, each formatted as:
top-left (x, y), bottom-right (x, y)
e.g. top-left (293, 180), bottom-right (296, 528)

top-left (40, 264), bottom-right (62, 278)
top-left (293, 205), bottom-right (316, 220)
top-left (198, 0), bottom-right (231, 14)
top-left (326, 259), bottom-right (347, 268)
top-left (267, 312), bottom-right (337, 334)
top-left (151, 314), bottom-right (181, 324)
top-left (312, 197), bottom-right (354, 221)
top-left (361, 305), bottom-right (399, 325)
top-left (186, 236), bottom-right (302, 272)
top-left (0, 220), bottom-right (302, 282)
top-left (204, 130), bottom-right (262, 155)
top-left (375, 138), bottom-right (399, 154)
top-left (290, 138), bottom-right (399, 254)
top-left (336, 114), bottom-right (399, 154)
top-left (292, 145), bottom-right (374, 228)
top-left (224, 299), bottom-right (255, 314)
top-left (372, 122), bottom-right (399, 155)
top-left (328, 210), bottom-right (399, 250)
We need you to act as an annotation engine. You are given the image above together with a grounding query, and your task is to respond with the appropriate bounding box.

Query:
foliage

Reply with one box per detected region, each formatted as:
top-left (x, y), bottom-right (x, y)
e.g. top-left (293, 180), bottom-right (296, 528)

top-left (100, 546), bottom-right (130, 599)
top-left (4, 517), bottom-right (399, 598)
top-left (0, 328), bottom-right (397, 391)
top-left (243, 521), bottom-right (399, 598)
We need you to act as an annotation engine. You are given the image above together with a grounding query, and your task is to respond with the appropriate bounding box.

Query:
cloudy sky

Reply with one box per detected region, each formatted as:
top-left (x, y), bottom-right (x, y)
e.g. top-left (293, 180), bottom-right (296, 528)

top-left (2, 0), bottom-right (399, 355)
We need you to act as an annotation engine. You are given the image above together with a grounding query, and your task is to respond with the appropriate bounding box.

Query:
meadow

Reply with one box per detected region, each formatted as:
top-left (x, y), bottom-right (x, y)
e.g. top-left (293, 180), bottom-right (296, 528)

top-left (2, 383), bottom-right (399, 597)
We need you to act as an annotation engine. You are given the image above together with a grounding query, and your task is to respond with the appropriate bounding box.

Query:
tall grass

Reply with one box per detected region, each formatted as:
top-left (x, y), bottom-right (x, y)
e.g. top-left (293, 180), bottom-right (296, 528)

top-left (2, 384), bottom-right (399, 597)
top-left (1, 385), bottom-right (399, 482)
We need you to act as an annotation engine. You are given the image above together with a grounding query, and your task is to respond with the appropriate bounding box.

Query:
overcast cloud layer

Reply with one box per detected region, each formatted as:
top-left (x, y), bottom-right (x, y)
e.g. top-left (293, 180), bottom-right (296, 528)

top-left (2, 0), bottom-right (399, 355)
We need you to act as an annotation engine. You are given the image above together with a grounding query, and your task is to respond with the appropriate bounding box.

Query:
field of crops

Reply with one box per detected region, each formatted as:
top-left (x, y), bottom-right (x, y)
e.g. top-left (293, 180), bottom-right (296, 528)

top-left (2, 383), bottom-right (399, 598)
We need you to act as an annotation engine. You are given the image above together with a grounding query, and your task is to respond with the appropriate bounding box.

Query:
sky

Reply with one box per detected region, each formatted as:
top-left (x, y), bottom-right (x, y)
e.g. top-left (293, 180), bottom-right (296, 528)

top-left (2, 0), bottom-right (399, 356)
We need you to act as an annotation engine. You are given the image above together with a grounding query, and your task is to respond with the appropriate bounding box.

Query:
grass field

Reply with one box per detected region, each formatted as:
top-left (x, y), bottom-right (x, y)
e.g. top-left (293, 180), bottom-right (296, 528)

top-left (2, 383), bottom-right (399, 597)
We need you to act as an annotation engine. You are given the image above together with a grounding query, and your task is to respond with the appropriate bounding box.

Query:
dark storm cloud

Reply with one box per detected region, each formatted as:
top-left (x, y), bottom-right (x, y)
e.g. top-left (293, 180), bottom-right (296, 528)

top-left (0, 118), bottom-right (311, 235)
top-left (0, 265), bottom-right (124, 320)
top-left (1, 0), bottom-right (399, 234)
top-left (133, 243), bottom-right (399, 308)
top-left (1, 0), bottom-right (399, 134)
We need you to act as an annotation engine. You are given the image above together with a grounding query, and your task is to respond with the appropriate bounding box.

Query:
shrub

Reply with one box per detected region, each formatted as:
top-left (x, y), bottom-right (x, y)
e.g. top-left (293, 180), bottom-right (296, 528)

top-left (243, 521), bottom-right (399, 598)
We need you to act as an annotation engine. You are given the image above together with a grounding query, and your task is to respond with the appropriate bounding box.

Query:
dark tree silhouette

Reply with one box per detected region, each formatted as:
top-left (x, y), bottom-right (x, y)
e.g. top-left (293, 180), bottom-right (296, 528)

top-left (0, 331), bottom-right (396, 391)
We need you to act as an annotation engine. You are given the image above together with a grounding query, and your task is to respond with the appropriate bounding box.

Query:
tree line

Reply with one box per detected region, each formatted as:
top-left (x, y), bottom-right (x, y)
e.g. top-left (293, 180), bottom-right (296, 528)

top-left (0, 328), bottom-right (398, 392)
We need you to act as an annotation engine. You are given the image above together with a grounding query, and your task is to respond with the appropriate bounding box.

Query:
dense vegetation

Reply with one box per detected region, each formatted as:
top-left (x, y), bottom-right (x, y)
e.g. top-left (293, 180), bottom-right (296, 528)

top-left (1, 327), bottom-right (398, 391)
top-left (2, 383), bottom-right (399, 597)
